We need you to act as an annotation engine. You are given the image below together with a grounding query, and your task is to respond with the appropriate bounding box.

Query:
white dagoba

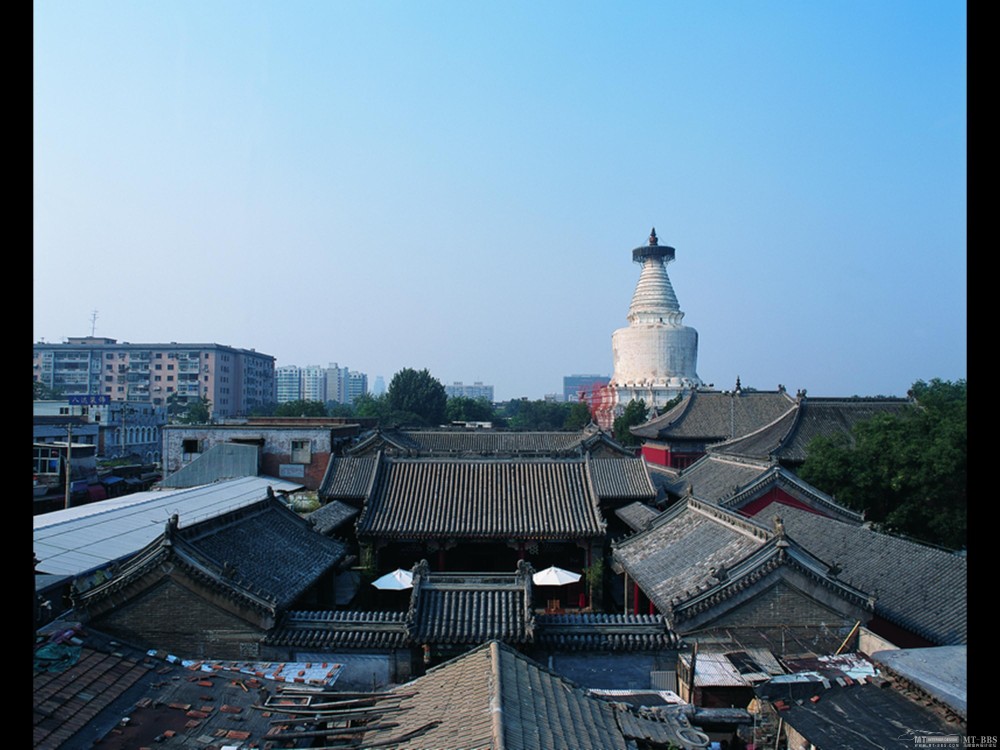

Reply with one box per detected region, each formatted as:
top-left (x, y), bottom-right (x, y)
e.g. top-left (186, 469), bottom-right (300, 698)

top-left (609, 228), bottom-right (702, 413)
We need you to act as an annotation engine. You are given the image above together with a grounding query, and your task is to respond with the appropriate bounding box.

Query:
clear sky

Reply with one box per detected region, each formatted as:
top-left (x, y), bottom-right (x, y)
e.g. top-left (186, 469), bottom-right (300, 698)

top-left (34, 1), bottom-right (966, 402)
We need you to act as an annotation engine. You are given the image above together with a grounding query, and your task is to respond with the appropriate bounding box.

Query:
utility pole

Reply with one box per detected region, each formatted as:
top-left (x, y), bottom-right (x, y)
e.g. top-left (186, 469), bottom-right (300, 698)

top-left (63, 421), bottom-right (73, 510)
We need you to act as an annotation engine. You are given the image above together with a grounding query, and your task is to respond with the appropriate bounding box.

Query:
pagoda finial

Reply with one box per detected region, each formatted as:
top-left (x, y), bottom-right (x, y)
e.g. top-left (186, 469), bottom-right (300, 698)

top-left (649, 228), bottom-right (658, 246)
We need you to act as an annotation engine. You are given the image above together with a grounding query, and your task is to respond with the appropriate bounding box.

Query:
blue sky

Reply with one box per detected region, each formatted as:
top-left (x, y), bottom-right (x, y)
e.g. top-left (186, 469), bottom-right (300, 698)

top-left (34, 1), bottom-right (966, 401)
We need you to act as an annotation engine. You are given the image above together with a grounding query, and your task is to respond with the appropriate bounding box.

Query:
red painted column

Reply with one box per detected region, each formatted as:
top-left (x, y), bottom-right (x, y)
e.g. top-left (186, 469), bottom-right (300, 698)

top-left (633, 582), bottom-right (640, 615)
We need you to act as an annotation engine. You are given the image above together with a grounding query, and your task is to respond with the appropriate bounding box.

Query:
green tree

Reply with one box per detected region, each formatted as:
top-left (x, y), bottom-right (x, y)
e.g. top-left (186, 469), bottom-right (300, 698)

top-left (563, 401), bottom-right (594, 430)
top-left (613, 399), bottom-right (649, 446)
top-left (798, 379), bottom-right (966, 549)
top-left (326, 401), bottom-right (355, 418)
top-left (168, 394), bottom-right (212, 424)
top-left (33, 379), bottom-right (62, 400)
top-left (249, 402), bottom-right (278, 417)
top-left (387, 368), bottom-right (447, 426)
top-left (274, 399), bottom-right (327, 417)
top-left (446, 396), bottom-right (496, 424)
top-left (353, 393), bottom-right (391, 423)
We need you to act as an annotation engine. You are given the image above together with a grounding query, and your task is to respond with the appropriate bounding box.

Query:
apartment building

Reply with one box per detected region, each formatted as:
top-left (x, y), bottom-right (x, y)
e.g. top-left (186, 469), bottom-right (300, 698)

top-left (33, 337), bottom-right (276, 419)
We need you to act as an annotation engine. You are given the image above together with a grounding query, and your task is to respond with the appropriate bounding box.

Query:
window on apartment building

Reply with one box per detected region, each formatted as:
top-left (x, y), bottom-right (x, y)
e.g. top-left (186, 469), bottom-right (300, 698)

top-left (155, 364), bottom-right (162, 370)
top-left (291, 440), bottom-right (311, 464)
top-left (167, 375), bottom-right (174, 381)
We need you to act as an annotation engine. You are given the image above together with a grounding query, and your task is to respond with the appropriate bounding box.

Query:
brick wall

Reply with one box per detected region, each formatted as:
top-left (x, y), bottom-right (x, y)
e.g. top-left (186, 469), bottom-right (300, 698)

top-left (92, 578), bottom-right (267, 660)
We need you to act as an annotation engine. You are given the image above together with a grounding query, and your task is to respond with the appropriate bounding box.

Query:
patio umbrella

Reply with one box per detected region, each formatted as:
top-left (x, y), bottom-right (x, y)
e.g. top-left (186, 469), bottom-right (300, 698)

top-left (371, 568), bottom-right (414, 590)
top-left (532, 566), bottom-right (582, 586)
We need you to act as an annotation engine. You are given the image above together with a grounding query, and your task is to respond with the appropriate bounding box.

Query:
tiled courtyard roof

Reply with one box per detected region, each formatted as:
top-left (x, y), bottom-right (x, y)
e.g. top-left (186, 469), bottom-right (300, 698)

top-left (408, 563), bottom-right (535, 645)
top-left (612, 499), bottom-right (770, 614)
top-left (349, 426), bottom-right (631, 457)
top-left (614, 501), bottom-right (662, 532)
top-left (265, 610), bottom-right (411, 650)
top-left (631, 389), bottom-right (797, 441)
top-left (749, 505), bottom-right (967, 645)
top-left (307, 499), bottom-right (360, 535)
top-left (535, 613), bottom-right (680, 650)
top-left (365, 640), bottom-right (630, 750)
top-left (588, 456), bottom-right (656, 500)
top-left (661, 454), bottom-right (772, 504)
top-left (74, 495), bottom-right (348, 615)
top-left (318, 454), bottom-right (379, 500)
top-left (356, 458), bottom-right (606, 541)
top-left (710, 397), bottom-right (914, 463)
top-left (176, 497), bottom-right (348, 609)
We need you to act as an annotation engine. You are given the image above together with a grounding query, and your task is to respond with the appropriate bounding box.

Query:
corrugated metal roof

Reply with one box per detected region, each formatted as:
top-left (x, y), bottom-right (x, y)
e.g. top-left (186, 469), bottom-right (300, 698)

top-left (33, 476), bottom-right (304, 577)
top-left (158, 442), bottom-right (260, 487)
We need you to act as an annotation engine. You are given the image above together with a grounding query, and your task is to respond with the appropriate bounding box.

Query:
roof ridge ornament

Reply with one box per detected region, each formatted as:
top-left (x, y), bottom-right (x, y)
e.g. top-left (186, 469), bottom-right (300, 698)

top-left (649, 227), bottom-right (658, 246)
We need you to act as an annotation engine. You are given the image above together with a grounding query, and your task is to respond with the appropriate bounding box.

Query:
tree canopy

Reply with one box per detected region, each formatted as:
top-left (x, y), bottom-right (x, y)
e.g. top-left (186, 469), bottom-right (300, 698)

top-left (498, 399), bottom-right (590, 431)
top-left (613, 399), bottom-right (649, 446)
top-left (446, 396), bottom-right (496, 424)
top-left (274, 399), bottom-right (327, 417)
top-left (168, 394), bottom-right (212, 424)
top-left (797, 378), bottom-right (967, 550)
top-left (386, 368), bottom-right (448, 427)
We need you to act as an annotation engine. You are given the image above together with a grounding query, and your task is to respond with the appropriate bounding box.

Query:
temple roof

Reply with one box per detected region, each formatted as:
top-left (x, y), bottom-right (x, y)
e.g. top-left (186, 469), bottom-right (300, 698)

top-left (631, 388), bottom-right (797, 441)
top-left (709, 397), bottom-right (914, 464)
top-left (612, 499), bottom-right (872, 628)
top-left (73, 494), bottom-right (349, 615)
top-left (614, 501), bottom-right (662, 533)
top-left (306, 499), bottom-right (360, 535)
top-left (659, 454), bottom-right (862, 523)
top-left (612, 499), bottom-right (771, 615)
top-left (747, 505), bottom-right (966, 645)
top-left (364, 640), bottom-right (630, 750)
top-left (267, 564), bottom-right (682, 652)
top-left (355, 458), bottom-right (608, 541)
top-left (347, 425), bottom-right (633, 458)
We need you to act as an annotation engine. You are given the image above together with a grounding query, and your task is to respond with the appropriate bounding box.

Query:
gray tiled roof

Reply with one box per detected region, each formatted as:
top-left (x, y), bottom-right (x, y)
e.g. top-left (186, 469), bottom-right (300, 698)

top-left (367, 640), bottom-right (629, 750)
top-left (174, 498), bottom-right (349, 609)
top-left (350, 426), bottom-right (631, 457)
top-left (749, 505), bottom-right (967, 645)
top-left (614, 501), bottom-right (662, 532)
top-left (74, 495), bottom-right (348, 616)
top-left (356, 458), bottom-right (606, 540)
top-left (317, 454), bottom-right (379, 499)
top-left (755, 680), bottom-right (961, 748)
top-left (306, 499), bottom-right (359, 535)
top-left (409, 565), bottom-right (535, 645)
top-left (588, 457), bottom-right (656, 500)
top-left (535, 613), bottom-right (680, 650)
top-left (663, 454), bottom-right (773, 504)
top-left (265, 610), bottom-right (411, 650)
top-left (631, 389), bottom-right (797, 441)
top-left (612, 500), bottom-right (770, 613)
top-left (710, 397), bottom-right (914, 463)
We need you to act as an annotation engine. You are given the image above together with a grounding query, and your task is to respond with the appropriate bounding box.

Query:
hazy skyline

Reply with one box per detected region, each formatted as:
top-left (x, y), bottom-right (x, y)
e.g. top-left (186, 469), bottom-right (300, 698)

top-left (34, 2), bottom-right (966, 402)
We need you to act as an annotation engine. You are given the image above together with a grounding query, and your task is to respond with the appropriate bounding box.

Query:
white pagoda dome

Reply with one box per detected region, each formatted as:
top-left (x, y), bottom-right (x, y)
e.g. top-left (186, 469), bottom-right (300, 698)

top-left (610, 228), bottom-right (702, 409)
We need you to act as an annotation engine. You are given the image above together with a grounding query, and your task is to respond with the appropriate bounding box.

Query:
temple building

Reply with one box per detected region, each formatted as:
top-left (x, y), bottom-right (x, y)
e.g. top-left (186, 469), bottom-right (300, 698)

top-left (593, 228), bottom-right (702, 428)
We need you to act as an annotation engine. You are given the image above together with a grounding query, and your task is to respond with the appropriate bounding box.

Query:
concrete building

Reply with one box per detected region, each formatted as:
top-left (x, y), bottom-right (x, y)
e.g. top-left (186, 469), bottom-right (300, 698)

top-left (275, 365), bottom-right (303, 402)
top-left (33, 337), bottom-right (276, 419)
top-left (593, 229), bottom-right (702, 428)
top-left (33, 399), bottom-right (166, 462)
top-left (444, 381), bottom-right (494, 401)
top-left (563, 374), bottom-right (610, 404)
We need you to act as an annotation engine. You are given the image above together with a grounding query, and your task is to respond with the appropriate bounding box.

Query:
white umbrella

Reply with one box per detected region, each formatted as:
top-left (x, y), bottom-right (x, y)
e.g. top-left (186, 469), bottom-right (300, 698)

top-left (532, 566), bottom-right (582, 586)
top-left (371, 568), bottom-right (414, 590)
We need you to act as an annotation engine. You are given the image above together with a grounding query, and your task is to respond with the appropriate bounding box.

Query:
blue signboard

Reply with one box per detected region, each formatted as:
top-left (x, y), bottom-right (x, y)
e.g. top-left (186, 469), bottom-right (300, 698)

top-left (68, 395), bottom-right (111, 406)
